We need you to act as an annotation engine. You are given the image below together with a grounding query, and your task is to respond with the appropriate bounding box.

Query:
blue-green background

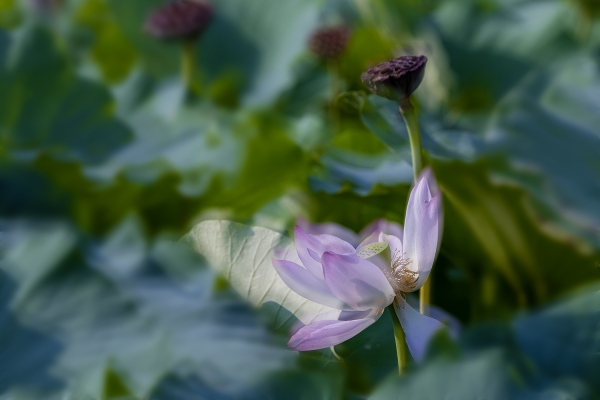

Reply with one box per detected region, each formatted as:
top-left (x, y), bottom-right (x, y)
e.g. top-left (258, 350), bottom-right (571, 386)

top-left (0, 0), bottom-right (599, 399)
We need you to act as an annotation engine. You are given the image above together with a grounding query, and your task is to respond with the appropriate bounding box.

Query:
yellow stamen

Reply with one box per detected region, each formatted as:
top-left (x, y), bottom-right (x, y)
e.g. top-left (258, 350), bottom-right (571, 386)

top-left (391, 250), bottom-right (418, 292)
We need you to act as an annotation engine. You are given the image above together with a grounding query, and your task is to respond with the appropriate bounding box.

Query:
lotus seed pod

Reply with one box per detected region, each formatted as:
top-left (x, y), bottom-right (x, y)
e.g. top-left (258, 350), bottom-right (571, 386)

top-left (145, 0), bottom-right (213, 41)
top-left (308, 25), bottom-right (351, 61)
top-left (361, 55), bottom-right (427, 102)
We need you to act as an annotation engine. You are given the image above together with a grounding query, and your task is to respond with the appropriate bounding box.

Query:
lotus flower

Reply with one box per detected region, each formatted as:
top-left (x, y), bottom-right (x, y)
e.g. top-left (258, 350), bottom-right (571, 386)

top-left (273, 169), bottom-right (443, 362)
top-left (296, 217), bottom-right (404, 248)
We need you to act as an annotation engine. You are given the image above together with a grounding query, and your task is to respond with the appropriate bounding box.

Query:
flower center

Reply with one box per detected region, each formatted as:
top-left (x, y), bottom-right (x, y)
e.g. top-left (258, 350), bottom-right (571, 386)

top-left (390, 249), bottom-right (418, 293)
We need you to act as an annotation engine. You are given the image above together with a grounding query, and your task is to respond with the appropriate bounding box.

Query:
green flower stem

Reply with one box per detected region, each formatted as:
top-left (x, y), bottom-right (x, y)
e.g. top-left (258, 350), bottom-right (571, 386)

top-left (328, 61), bottom-right (341, 132)
top-left (387, 304), bottom-right (407, 374)
top-left (328, 60), bottom-right (340, 101)
top-left (399, 98), bottom-right (423, 183)
top-left (181, 39), bottom-right (196, 93)
top-left (399, 97), bottom-right (430, 316)
top-left (420, 279), bottom-right (430, 316)
top-left (575, 12), bottom-right (592, 43)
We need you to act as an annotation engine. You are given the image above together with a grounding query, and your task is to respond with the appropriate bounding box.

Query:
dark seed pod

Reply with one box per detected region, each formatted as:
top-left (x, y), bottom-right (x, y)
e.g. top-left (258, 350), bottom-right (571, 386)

top-left (308, 25), bottom-right (351, 61)
top-left (145, 0), bottom-right (213, 41)
top-left (361, 55), bottom-right (427, 101)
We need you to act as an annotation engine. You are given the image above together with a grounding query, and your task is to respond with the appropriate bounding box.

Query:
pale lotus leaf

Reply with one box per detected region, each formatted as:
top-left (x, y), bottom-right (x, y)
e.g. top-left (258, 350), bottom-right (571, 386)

top-left (183, 220), bottom-right (342, 332)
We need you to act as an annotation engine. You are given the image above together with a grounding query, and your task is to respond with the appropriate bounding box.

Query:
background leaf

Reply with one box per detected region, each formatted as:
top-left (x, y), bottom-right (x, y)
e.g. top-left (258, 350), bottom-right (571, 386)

top-left (0, 26), bottom-right (132, 165)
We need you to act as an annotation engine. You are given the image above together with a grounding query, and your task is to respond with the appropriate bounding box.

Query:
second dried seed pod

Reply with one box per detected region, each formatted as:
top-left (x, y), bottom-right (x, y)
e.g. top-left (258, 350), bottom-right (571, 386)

top-left (308, 25), bottom-right (351, 61)
top-left (31, 0), bottom-right (63, 12)
top-left (145, 0), bottom-right (213, 41)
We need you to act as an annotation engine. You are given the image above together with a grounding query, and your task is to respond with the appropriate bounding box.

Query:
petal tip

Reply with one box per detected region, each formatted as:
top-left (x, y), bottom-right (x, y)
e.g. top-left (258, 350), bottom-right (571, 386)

top-left (426, 195), bottom-right (442, 214)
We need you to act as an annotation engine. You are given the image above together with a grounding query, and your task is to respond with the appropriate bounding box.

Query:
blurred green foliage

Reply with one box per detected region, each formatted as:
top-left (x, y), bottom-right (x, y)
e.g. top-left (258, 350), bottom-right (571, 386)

top-left (0, 0), bottom-right (599, 399)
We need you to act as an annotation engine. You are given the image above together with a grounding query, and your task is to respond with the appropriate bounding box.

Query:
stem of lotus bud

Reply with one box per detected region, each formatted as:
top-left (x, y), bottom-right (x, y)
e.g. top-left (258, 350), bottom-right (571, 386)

top-left (399, 97), bottom-right (431, 316)
top-left (328, 60), bottom-right (340, 102)
top-left (387, 303), bottom-right (407, 374)
top-left (181, 39), bottom-right (196, 94)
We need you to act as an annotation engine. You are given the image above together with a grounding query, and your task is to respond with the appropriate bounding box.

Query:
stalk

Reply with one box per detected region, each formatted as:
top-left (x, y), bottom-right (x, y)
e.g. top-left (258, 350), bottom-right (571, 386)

top-left (181, 39), bottom-right (196, 93)
top-left (419, 279), bottom-right (430, 316)
top-left (399, 97), bottom-right (430, 316)
top-left (399, 98), bottom-right (423, 183)
top-left (328, 61), bottom-right (341, 131)
top-left (387, 305), bottom-right (407, 374)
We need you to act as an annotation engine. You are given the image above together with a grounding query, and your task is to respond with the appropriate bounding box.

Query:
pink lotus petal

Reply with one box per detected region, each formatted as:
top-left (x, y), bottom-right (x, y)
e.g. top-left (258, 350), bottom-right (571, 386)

top-left (403, 174), bottom-right (432, 266)
top-left (356, 230), bottom-right (382, 250)
top-left (355, 230), bottom-right (391, 276)
top-left (294, 226), bottom-right (355, 279)
top-left (420, 168), bottom-right (444, 252)
top-left (395, 300), bottom-right (445, 363)
top-left (413, 196), bottom-right (441, 290)
top-left (360, 219), bottom-right (404, 242)
top-left (288, 317), bottom-right (378, 351)
top-left (379, 232), bottom-right (403, 261)
top-left (322, 252), bottom-right (395, 311)
top-left (407, 297), bottom-right (461, 340)
top-left (297, 217), bottom-right (359, 246)
top-left (420, 167), bottom-right (440, 197)
top-left (273, 259), bottom-right (352, 310)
